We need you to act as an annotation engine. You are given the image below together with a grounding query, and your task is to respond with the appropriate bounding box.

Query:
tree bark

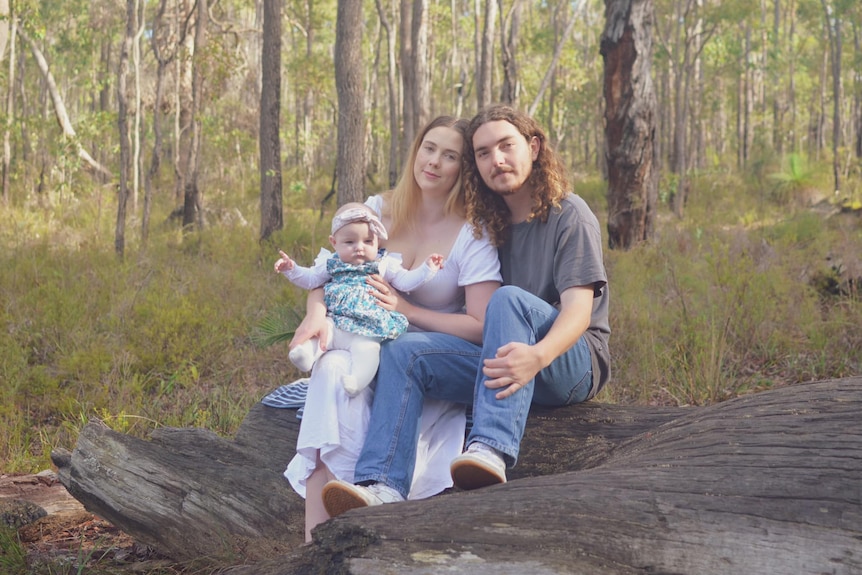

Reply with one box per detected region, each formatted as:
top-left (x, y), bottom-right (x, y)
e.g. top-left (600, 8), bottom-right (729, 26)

top-left (820, 0), bottom-right (842, 194)
top-left (259, 0), bottom-right (283, 241)
top-left (182, 0), bottom-right (207, 230)
top-left (54, 377), bottom-right (862, 574)
top-left (375, 0), bottom-right (400, 187)
top-left (116, 0), bottom-right (136, 257)
top-left (400, 0), bottom-right (416, 159)
top-left (2, 9), bottom-right (15, 205)
top-left (143, 0), bottom-right (179, 247)
top-left (476, 0), bottom-right (497, 110)
top-left (335, 0), bottom-right (366, 205)
top-left (601, 0), bottom-right (658, 250)
top-left (499, 0), bottom-right (522, 106)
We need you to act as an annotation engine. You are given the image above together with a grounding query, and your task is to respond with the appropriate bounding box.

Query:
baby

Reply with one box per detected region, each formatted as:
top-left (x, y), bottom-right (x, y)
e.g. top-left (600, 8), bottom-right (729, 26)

top-left (275, 202), bottom-right (444, 395)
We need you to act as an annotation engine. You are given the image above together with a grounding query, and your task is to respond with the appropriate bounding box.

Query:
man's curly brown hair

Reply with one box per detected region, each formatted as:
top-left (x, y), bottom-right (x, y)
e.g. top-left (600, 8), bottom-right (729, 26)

top-left (464, 104), bottom-right (570, 247)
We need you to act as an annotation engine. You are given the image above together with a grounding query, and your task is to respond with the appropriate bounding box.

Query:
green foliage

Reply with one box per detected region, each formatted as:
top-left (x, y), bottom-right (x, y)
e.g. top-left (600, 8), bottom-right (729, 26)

top-left (604, 173), bottom-right (862, 406)
top-left (0, 198), bottom-right (326, 472)
top-left (767, 153), bottom-right (816, 205)
top-left (0, 526), bottom-right (28, 575)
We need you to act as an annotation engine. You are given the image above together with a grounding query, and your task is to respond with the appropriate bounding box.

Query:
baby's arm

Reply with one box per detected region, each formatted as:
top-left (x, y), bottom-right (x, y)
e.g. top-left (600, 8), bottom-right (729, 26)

top-left (384, 253), bottom-right (444, 293)
top-left (275, 249), bottom-right (331, 290)
top-left (274, 250), bottom-right (296, 273)
top-left (425, 253), bottom-right (444, 272)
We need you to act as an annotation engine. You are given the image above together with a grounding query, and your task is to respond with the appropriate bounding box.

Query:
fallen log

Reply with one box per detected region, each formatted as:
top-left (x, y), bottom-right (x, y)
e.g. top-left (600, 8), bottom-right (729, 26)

top-left (54, 377), bottom-right (862, 574)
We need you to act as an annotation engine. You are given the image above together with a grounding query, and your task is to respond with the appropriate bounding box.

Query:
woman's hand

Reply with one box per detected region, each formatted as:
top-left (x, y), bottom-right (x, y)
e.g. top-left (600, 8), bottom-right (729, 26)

top-left (366, 274), bottom-right (399, 311)
top-left (290, 289), bottom-right (330, 351)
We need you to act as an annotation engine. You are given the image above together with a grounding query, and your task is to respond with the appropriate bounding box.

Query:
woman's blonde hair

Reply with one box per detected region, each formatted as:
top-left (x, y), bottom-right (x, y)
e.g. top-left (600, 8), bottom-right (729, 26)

top-left (464, 104), bottom-right (570, 247)
top-left (383, 116), bottom-right (469, 235)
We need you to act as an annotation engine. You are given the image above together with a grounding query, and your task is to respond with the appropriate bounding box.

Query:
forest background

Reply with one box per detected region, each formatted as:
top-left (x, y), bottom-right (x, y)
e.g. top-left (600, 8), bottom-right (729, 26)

top-left (0, 0), bottom-right (860, 480)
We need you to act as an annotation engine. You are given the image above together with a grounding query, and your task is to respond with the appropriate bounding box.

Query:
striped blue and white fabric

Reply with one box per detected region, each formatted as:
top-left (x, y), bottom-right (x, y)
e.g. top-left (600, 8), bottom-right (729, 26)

top-left (261, 378), bottom-right (309, 418)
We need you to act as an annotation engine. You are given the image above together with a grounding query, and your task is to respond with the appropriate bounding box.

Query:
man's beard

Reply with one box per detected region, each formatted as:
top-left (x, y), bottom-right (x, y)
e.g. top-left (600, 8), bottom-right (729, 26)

top-left (488, 167), bottom-right (519, 196)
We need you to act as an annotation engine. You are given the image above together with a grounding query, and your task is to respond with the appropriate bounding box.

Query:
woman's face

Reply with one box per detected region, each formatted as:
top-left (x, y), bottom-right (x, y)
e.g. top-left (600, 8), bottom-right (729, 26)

top-left (413, 126), bottom-right (464, 197)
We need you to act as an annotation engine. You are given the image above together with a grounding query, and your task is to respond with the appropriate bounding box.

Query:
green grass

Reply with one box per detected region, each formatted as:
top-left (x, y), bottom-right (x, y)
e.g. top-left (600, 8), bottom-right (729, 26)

top-left (1, 169), bottom-right (860, 471)
top-left (0, 197), bottom-right (325, 473)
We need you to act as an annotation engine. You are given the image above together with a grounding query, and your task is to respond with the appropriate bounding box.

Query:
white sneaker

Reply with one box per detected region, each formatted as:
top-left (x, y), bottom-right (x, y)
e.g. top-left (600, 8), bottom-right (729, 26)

top-left (322, 480), bottom-right (404, 517)
top-left (450, 442), bottom-right (507, 491)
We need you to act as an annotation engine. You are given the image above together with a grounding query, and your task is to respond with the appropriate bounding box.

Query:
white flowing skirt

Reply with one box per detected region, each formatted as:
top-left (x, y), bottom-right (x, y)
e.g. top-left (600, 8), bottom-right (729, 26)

top-left (284, 349), bottom-right (466, 500)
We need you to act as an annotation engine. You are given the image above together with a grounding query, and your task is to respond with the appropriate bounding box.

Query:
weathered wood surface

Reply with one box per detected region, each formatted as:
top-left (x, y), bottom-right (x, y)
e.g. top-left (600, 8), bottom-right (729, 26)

top-left (55, 377), bottom-right (862, 574)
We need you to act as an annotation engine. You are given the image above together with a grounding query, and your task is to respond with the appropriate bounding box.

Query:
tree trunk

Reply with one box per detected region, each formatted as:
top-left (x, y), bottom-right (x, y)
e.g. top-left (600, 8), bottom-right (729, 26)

top-left (820, 0), bottom-right (841, 194)
top-left (375, 0), bottom-right (400, 187)
top-left (335, 0), bottom-right (365, 205)
top-left (854, 18), bottom-right (862, 159)
top-left (259, 0), bottom-right (283, 241)
top-left (499, 0), bottom-right (522, 106)
top-left (411, 0), bottom-right (429, 130)
top-left (400, 0), bottom-right (416, 159)
top-left (601, 0), bottom-right (658, 250)
top-left (131, 0), bottom-right (145, 214)
top-left (476, 0), bottom-right (497, 110)
top-left (142, 0), bottom-right (176, 247)
top-left (2, 11), bottom-right (15, 204)
top-left (54, 377), bottom-right (862, 574)
top-left (116, 0), bottom-right (136, 257)
top-left (182, 0), bottom-right (207, 230)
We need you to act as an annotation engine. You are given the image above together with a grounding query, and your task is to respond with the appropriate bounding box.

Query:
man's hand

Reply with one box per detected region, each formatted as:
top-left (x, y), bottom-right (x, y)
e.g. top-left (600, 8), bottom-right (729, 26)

top-left (482, 342), bottom-right (546, 399)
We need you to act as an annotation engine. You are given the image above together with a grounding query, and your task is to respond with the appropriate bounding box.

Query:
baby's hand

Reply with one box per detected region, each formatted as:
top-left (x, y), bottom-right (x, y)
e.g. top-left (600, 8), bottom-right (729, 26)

top-left (274, 250), bottom-right (295, 273)
top-left (426, 253), bottom-right (444, 271)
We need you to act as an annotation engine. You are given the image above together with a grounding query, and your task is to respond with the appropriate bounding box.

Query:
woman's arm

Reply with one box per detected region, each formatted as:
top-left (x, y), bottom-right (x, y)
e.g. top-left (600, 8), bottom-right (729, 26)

top-left (368, 276), bottom-right (499, 345)
top-left (289, 288), bottom-right (331, 351)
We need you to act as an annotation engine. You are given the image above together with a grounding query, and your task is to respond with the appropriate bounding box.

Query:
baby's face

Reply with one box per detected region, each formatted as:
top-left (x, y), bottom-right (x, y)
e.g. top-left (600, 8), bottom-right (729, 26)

top-left (330, 221), bottom-right (379, 264)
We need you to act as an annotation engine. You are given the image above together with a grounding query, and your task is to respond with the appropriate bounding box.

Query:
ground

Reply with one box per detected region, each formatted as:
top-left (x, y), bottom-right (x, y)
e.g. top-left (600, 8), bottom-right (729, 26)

top-left (1, 471), bottom-right (176, 573)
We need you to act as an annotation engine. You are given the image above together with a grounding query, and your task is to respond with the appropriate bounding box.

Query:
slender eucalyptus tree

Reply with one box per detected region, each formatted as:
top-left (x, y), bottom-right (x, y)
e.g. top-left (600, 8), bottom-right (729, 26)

top-left (2, 0), bottom-right (14, 204)
top-left (820, 0), bottom-right (843, 194)
top-left (399, 0), bottom-right (428, 161)
top-left (375, 0), bottom-right (400, 187)
top-left (335, 0), bottom-right (365, 205)
top-left (182, 0), bottom-right (207, 230)
top-left (499, 0), bottom-right (522, 106)
top-left (476, 0), bottom-right (497, 110)
top-left (259, 0), bottom-right (283, 240)
top-left (601, 0), bottom-right (658, 249)
top-left (143, 0), bottom-right (183, 246)
top-left (117, 0), bottom-right (136, 256)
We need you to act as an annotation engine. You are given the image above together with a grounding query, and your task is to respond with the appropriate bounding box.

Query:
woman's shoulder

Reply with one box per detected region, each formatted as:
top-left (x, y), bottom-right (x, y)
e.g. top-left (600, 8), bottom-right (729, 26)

top-left (449, 221), bottom-right (498, 263)
top-left (364, 194), bottom-right (385, 216)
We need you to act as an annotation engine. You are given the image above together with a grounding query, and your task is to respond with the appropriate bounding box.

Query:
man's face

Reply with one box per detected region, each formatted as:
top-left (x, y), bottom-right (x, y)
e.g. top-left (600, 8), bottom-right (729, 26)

top-left (472, 120), bottom-right (539, 196)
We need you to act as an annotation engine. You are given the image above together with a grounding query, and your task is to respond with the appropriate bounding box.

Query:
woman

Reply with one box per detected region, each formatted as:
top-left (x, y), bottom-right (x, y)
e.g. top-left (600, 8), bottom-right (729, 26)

top-left (285, 116), bottom-right (501, 541)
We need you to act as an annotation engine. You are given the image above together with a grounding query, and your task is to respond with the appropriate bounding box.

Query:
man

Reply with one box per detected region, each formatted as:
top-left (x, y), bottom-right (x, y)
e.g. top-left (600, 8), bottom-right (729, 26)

top-left (321, 104), bottom-right (610, 514)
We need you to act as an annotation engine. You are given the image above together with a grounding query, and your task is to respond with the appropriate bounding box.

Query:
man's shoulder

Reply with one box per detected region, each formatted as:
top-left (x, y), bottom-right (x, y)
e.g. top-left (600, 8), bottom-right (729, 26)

top-left (551, 194), bottom-right (598, 226)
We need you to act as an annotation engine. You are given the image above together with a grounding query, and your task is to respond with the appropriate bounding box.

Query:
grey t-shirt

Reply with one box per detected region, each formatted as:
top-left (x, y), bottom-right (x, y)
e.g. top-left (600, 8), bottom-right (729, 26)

top-left (498, 193), bottom-right (611, 397)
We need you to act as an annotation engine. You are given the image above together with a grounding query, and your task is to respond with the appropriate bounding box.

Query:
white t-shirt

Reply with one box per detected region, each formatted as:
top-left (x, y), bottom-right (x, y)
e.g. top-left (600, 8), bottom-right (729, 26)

top-left (365, 195), bottom-right (502, 313)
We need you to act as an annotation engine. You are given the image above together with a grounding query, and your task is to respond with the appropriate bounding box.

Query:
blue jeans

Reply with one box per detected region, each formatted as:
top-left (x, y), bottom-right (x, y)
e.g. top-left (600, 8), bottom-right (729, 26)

top-left (353, 285), bottom-right (593, 497)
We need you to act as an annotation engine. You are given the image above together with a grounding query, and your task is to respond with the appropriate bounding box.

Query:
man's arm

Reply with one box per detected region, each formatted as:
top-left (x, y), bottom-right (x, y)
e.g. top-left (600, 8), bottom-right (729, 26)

top-left (481, 285), bottom-right (593, 399)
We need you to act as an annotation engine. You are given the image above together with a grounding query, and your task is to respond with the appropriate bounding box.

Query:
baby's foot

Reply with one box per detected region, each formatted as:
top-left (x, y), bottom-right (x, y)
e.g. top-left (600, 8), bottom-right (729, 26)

top-left (289, 346), bottom-right (315, 372)
top-left (342, 374), bottom-right (362, 396)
